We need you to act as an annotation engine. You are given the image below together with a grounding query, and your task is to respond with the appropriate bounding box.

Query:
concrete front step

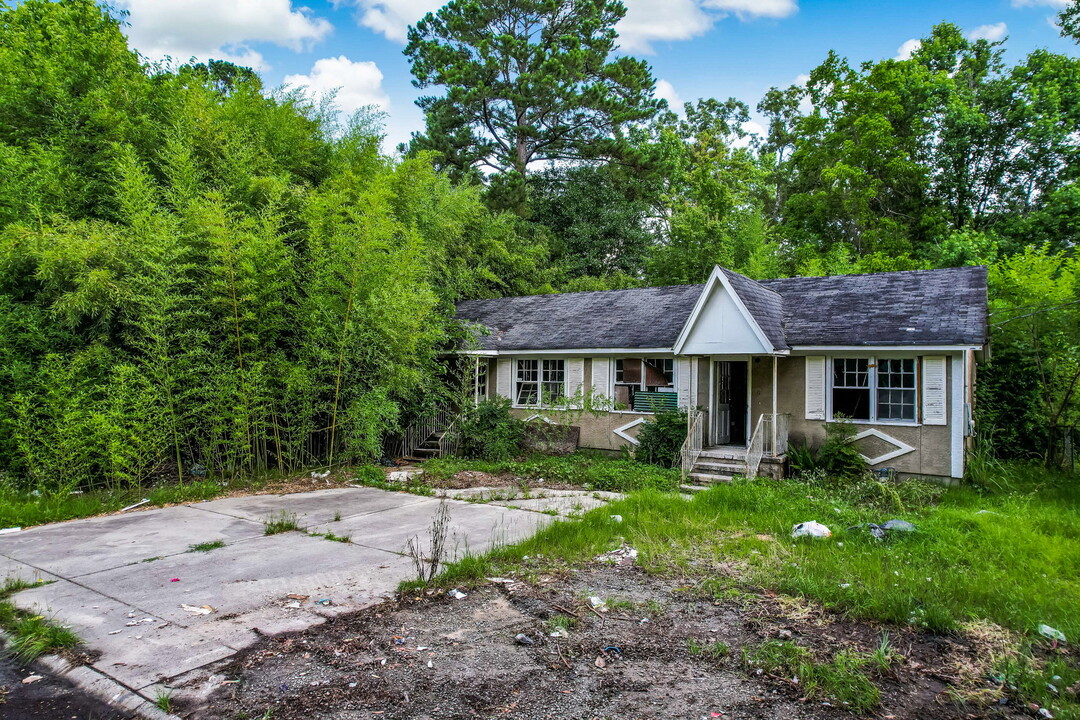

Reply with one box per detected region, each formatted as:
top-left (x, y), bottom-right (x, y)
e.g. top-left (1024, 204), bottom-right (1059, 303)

top-left (688, 471), bottom-right (736, 484)
top-left (694, 460), bottom-right (745, 474)
top-left (698, 448), bottom-right (748, 461)
top-left (679, 484), bottom-right (712, 494)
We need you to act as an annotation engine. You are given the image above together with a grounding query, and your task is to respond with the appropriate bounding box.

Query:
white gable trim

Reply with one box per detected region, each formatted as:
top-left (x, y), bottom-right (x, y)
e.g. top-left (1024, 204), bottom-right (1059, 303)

top-left (674, 266), bottom-right (779, 355)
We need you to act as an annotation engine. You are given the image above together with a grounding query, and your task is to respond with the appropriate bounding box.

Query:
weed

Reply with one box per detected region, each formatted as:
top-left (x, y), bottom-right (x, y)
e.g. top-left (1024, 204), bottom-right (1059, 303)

top-left (406, 500), bottom-right (451, 584)
top-left (141, 556), bottom-right (162, 563)
top-left (5, 613), bottom-right (81, 662)
top-left (188, 540), bottom-right (225, 553)
top-left (870, 632), bottom-right (899, 673)
top-left (263, 511), bottom-right (300, 535)
top-left (154, 688), bottom-right (174, 713)
top-left (333, 512), bottom-right (342, 522)
top-left (547, 614), bottom-right (577, 632)
top-left (742, 640), bottom-right (881, 712)
top-left (688, 638), bottom-right (730, 659)
top-left (311, 531), bottom-right (351, 543)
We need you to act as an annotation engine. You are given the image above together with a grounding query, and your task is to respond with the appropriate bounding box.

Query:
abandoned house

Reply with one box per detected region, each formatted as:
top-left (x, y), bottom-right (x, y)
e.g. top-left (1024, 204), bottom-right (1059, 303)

top-left (454, 265), bottom-right (988, 483)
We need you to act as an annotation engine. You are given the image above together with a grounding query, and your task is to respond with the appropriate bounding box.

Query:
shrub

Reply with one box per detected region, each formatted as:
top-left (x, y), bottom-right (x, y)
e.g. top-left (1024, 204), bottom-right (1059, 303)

top-left (454, 397), bottom-right (524, 461)
top-left (635, 409), bottom-right (688, 468)
top-left (816, 417), bottom-right (869, 478)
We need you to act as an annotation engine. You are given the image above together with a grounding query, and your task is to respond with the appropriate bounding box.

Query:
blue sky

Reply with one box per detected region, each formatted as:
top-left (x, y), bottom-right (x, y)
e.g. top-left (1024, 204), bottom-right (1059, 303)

top-left (115, 0), bottom-right (1078, 149)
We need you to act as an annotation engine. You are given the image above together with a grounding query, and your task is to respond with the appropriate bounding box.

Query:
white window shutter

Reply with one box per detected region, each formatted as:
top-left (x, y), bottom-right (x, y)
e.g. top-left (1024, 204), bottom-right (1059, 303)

top-left (677, 357), bottom-right (692, 409)
top-left (566, 358), bottom-right (585, 407)
top-left (496, 358), bottom-right (512, 399)
top-left (922, 356), bottom-right (947, 425)
top-left (805, 356), bottom-right (826, 420)
top-left (590, 357), bottom-right (610, 402)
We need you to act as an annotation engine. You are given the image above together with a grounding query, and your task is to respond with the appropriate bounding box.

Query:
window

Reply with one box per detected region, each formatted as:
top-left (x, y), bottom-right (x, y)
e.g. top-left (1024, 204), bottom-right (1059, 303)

top-left (877, 358), bottom-right (916, 421)
top-left (830, 357), bottom-right (916, 423)
top-left (515, 359), bottom-right (564, 406)
top-left (614, 357), bottom-right (676, 412)
top-left (473, 359), bottom-right (488, 402)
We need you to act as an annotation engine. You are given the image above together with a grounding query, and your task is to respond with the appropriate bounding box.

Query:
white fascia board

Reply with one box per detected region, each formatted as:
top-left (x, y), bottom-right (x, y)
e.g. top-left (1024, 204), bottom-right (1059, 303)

top-left (673, 265), bottom-right (778, 355)
top-left (457, 347), bottom-right (673, 356)
top-left (790, 345), bottom-right (980, 352)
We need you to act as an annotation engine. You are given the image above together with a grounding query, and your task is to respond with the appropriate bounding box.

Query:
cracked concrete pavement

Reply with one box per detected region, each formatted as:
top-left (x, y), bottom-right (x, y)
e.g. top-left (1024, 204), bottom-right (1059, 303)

top-left (0, 485), bottom-right (612, 714)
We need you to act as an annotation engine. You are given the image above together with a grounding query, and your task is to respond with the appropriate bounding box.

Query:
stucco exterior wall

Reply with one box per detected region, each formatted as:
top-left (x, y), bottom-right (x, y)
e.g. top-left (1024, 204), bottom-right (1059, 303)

top-left (509, 408), bottom-right (651, 452)
top-left (749, 355), bottom-right (955, 479)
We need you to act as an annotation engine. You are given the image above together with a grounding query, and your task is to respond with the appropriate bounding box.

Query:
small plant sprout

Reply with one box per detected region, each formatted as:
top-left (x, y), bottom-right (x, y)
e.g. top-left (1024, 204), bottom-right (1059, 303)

top-left (154, 687), bottom-right (174, 713)
top-left (188, 540), bottom-right (225, 553)
top-left (406, 500), bottom-right (451, 583)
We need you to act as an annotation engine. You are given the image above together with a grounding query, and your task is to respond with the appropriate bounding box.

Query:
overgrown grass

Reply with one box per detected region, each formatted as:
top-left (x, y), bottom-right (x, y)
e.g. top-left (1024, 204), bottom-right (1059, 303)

top-left (0, 577), bottom-right (80, 663)
top-left (405, 464), bottom-right (1080, 641)
top-left (188, 540), bottom-right (226, 553)
top-left (422, 452), bottom-right (681, 492)
top-left (743, 639), bottom-right (887, 712)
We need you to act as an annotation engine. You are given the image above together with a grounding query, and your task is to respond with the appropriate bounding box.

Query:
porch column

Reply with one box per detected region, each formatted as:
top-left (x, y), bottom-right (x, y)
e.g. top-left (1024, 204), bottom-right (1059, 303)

top-left (771, 356), bottom-right (778, 455)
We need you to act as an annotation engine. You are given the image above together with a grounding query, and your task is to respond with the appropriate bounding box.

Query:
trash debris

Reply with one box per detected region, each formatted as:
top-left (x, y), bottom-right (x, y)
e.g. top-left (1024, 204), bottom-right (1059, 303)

top-left (514, 633), bottom-right (534, 646)
top-left (550, 628), bottom-right (569, 638)
top-left (169, 578), bottom-right (180, 583)
top-left (120, 499), bottom-right (150, 513)
top-left (0, 527), bottom-right (21, 535)
top-left (976, 509), bottom-right (1003, 516)
top-left (791, 521), bottom-right (831, 539)
top-left (287, 594), bottom-right (309, 601)
top-left (603, 645), bottom-right (621, 656)
top-left (388, 470), bottom-right (420, 483)
top-left (1038, 708), bottom-right (1054, 719)
top-left (126, 618), bottom-right (154, 626)
top-left (181, 604), bottom-right (215, 615)
top-left (108, 630), bottom-right (122, 635)
top-left (21, 675), bottom-right (42, 685)
top-left (881, 519), bottom-right (916, 532)
top-left (588, 596), bottom-right (605, 608)
top-left (839, 583), bottom-right (852, 589)
top-left (594, 656), bottom-right (607, 668)
top-left (284, 601), bottom-right (302, 609)
top-left (609, 514), bottom-right (623, 523)
top-left (1039, 624), bottom-right (1067, 643)
top-left (447, 589), bottom-right (467, 600)
top-left (190, 463), bottom-right (207, 477)
top-left (310, 470), bottom-right (330, 479)
top-left (315, 599), bottom-right (332, 606)
top-left (594, 545), bottom-right (638, 566)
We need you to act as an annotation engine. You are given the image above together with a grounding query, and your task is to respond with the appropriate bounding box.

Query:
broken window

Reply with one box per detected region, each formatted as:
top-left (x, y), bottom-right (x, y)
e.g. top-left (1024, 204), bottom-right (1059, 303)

top-left (515, 359), bottom-right (564, 406)
top-left (831, 357), bottom-right (916, 422)
top-left (614, 358), bottom-right (676, 412)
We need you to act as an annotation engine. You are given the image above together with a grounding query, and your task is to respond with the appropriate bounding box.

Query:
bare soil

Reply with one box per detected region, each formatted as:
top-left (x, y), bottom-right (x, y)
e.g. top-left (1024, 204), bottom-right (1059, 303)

top-left (0, 654), bottom-right (133, 720)
top-left (194, 560), bottom-right (1025, 720)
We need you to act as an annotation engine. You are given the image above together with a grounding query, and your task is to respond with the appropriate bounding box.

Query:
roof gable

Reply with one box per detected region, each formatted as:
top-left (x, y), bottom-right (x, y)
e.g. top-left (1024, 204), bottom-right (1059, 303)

top-left (674, 267), bottom-right (785, 355)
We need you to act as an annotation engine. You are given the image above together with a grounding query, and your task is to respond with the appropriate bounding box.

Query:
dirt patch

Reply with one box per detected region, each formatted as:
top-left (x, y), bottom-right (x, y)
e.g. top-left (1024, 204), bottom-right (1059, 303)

top-left (193, 562), bottom-right (1023, 720)
top-left (0, 654), bottom-right (132, 720)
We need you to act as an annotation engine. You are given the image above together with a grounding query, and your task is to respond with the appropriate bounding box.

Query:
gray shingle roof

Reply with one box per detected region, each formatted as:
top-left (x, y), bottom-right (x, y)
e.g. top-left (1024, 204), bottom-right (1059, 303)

top-left (454, 266), bottom-right (988, 351)
top-left (456, 284), bottom-right (703, 351)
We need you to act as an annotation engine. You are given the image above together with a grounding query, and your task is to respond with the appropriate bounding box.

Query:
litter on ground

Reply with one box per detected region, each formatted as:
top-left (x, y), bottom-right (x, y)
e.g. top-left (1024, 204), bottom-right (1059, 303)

top-left (791, 521), bottom-right (831, 539)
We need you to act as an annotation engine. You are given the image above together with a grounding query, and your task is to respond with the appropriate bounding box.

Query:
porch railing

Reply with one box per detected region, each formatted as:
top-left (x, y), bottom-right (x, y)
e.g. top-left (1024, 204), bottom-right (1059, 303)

top-left (746, 413), bottom-right (791, 479)
top-left (384, 408), bottom-right (453, 459)
top-left (678, 408), bottom-right (704, 483)
top-left (438, 420), bottom-right (460, 458)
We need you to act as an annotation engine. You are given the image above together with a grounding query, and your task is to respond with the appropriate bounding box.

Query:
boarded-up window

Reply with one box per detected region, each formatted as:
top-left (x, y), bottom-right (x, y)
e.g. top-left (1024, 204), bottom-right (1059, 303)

top-left (614, 358), bottom-right (676, 412)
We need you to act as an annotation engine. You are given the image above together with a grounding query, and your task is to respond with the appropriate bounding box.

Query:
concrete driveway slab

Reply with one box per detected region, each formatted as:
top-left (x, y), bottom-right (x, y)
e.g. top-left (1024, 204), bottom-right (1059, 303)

top-left (0, 505), bottom-right (265, 577)
top-left (314, 498), bottom-right (551, 559)
top-left (0, 486), bottom-right (556, 708)
top-left (73, 531), bottom-right (412, 627)
top-left (193, 486), bottom-right (429, 526)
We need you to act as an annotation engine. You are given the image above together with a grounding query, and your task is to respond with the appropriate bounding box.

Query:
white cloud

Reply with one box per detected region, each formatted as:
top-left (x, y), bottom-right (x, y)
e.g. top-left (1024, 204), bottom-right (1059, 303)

top-left (117, 0), bottom-right (332, 70)
top-left (1011, 0), bottom-right (1068, 7)
top-left (335, 0), bottom-right (443, 43)
top-left (284, 56), bottom-right (391, 118)
top-left (655, 79), bottom-right (685, 114)
top-left (620, 0), bottom-right (798, 52)
top-left (968, 22), bottom-right (1008, 41)
top-left (339, 0), bottom-right (797, 53)
top-left (895, 38), bottom-right (921, 60)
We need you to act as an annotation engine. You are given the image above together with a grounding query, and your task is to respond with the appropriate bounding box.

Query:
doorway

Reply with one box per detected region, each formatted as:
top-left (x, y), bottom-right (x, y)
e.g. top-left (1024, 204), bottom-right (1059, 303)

top-left (711, 361), bottom-right (748, 446)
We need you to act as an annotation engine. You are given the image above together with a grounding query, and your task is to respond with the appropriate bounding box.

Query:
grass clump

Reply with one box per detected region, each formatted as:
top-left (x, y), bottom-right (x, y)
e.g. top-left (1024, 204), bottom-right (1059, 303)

top-left (0, 577), bottom-right (80, 663)
top-left (188, 540), bottom-right (226, 553)
top-left (422, 452), bottom-right (680, 493)
top-left (154, 688), bottom-right (174, 713)
top-left (742, 639), bottom-right (885, 712)
top-left (688, 638), bottom-right (730, 659)
top-left (311, 530), bottom-right (351, 543)
top-left (263, 511), bottom-right (300, 535)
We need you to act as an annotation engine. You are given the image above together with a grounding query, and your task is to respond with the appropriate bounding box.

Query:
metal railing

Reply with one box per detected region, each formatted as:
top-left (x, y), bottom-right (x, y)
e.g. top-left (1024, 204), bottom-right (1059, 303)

top-left (745, 413), bottom-right (790, 479)
top-left (678, 408), bottom-right (704, 483)
top-left (384, 408), bottom-right (452, 459)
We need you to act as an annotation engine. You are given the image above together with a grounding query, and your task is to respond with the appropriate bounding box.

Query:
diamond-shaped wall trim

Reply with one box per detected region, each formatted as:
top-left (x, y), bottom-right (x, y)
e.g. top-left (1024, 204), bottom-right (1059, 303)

top-left (614, 418), bottom-right (647, 446)
top-left (849, 429), bottom-right (915, 465)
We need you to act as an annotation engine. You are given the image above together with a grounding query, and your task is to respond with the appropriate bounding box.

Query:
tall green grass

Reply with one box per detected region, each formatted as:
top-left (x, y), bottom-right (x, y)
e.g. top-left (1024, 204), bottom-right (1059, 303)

top-left (422, 452), bottom-right (681, 492)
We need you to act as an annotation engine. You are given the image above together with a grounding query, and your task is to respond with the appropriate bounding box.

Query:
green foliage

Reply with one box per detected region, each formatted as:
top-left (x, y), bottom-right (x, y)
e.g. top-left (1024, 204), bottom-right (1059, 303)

top-left (634, 409), bottom-right (689, 468)
top-left (404, 0), bottom-right (663, 190)
top-left (816, 418), bottom-right (870, 479)
top-left (422, 452), bottom-right (680, 492)
top-left (188, 540), bottom-right (226, 553)
top-left (263, 511), bottom-right (300, 535)
top-left (454, 397), bottom-right (524, 461)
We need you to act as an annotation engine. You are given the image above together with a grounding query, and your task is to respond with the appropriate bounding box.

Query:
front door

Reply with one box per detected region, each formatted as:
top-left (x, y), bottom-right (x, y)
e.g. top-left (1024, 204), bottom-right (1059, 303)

top-left (712, 361), bottom-right (748, 446)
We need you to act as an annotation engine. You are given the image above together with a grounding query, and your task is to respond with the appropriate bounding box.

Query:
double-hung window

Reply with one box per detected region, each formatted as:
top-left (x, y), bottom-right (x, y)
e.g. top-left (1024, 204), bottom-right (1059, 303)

top-left (515, 359), bottom-right (565, 406)
top-left (830, 357), bottom-right (916, 423)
